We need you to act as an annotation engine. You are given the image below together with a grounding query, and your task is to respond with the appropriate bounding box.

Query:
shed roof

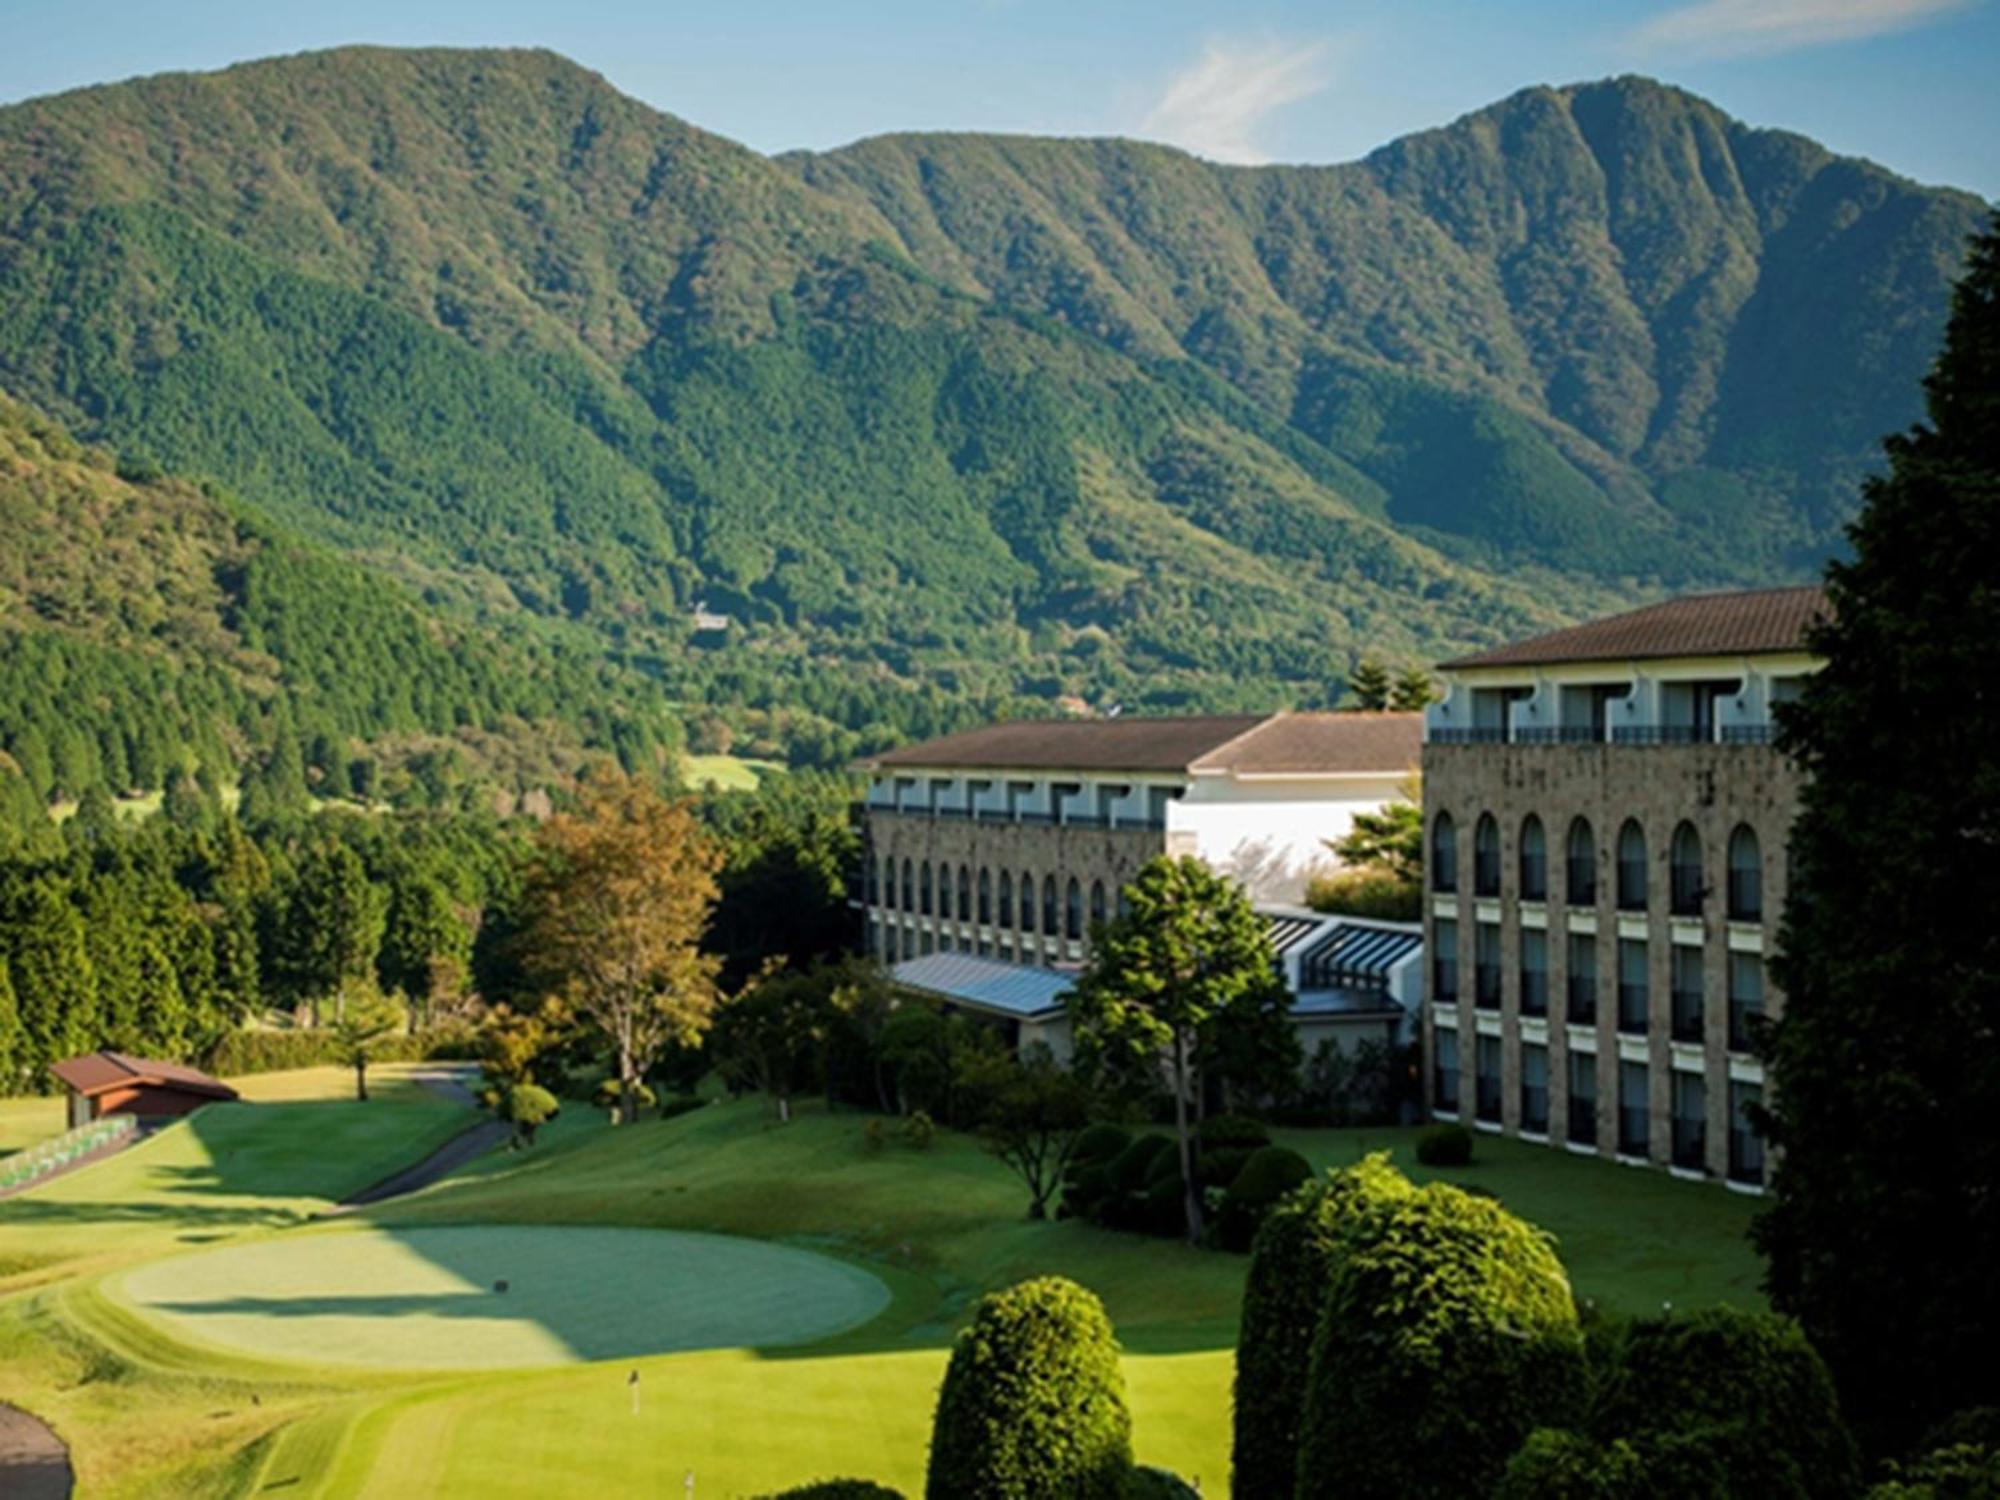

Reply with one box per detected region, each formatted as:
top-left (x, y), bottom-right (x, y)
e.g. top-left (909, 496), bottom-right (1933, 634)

top-left (48, 1051), bottom-right (238, 1101)
top-left (860, 712), bottom-right (1420, 778)
top-left (1441, 586), bottom-right (1827, 671)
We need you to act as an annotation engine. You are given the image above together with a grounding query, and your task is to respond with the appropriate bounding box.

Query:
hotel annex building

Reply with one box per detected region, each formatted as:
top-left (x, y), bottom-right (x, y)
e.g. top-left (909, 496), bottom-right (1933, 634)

top-left (1420, 585), bottom-right (1825, 1189)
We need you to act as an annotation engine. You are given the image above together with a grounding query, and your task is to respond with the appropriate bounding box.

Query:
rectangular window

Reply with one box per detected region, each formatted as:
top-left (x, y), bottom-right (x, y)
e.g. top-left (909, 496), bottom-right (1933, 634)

top-left (1567, 1051), bottom-right (1598, 1146)
top-left (1520, 1042), bottom-right (1549, 1135)
top-left (1519, 928), bottom-right (1549, 1017)
top-left (1567, 934), bottom-right (1598, 1024)
top-left (1475, 922), bottom-right (1501, 1010)
top-left (1432, 1028), bottom-right (1459, 1113)
top-left (1475, 1035), bottom-right (1502, 1122)
top-left (1729, 1080), bottom-right (1766, 1185)
top-left (1618, 939), bottom-right (1649, 1035)
top-left (1433, 918), bottom-right (1459, 1004)
top-left (1619, 1060), bottom-right (1650, 1157)
top-left (1671, 944), bottom-right (1706, 1043)
top-left (1671, 1070), bottom-right (1707, 1171)
top-left (1729, 952), bottom-right (1764, 1053)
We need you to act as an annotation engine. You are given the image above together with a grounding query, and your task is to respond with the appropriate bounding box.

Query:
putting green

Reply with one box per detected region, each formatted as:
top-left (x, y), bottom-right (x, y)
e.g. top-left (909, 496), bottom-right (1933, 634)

top-left (114, 1225), bottom-right (891, 1369)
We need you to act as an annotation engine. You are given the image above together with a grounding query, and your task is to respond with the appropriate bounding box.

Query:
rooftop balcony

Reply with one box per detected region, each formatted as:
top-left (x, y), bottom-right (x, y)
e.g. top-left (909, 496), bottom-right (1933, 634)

top-left (1429, 721), bottom-right (1776, 747)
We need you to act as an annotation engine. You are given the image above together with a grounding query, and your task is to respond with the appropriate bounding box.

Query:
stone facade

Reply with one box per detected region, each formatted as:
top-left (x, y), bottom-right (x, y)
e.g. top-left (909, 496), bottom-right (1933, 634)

top-left (861, 809), bottom-right (1186, 968)
top-left (1421, 741), bottom-right (1798, 1187)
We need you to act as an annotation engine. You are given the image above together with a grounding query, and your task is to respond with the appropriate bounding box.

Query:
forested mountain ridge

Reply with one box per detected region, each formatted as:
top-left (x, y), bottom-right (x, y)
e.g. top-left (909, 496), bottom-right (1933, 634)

top-left (0, 49), bottom-right (1984, 766)
top-left (0, 391), bottom-right (679, 830)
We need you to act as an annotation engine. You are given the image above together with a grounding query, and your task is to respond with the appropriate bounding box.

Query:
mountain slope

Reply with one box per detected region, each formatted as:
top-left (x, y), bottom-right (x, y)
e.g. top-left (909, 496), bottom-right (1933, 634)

top-left (0, 50), bottom-right (1983, 749)
top-left (0, 390), bottom-right (677, 818)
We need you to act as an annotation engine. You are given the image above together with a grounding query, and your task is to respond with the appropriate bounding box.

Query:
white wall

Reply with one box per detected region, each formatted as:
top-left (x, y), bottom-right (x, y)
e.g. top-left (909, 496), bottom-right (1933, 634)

top-left (1171, 773), bottom-right (1409, 903)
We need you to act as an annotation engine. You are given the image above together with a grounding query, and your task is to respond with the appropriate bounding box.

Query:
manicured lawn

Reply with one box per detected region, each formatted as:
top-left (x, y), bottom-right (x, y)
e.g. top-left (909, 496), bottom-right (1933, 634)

top-left (0, 1093), bottom-right (65, 1159)
top-left (0, 1092), bottom-right (1767, 1499)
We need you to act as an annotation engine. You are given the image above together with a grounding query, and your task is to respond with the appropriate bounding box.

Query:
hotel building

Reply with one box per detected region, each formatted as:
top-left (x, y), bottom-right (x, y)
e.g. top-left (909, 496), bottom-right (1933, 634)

top-left (1420, 586), bottom-right (1825, 1189)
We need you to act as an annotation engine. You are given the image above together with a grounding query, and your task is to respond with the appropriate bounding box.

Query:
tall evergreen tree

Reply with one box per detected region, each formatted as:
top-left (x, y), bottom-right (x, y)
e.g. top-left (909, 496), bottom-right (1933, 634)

top-left (281, 838), bottom-right (387, 1021)
top-left (1345, 658), bottom-right (1393, 712)
top-left (4, 879), bottom-right (99, 1076)
top-left (1754, 218), bottom-right (2000, 1455)
top-left (0, 954), bottom-right (21, 1092)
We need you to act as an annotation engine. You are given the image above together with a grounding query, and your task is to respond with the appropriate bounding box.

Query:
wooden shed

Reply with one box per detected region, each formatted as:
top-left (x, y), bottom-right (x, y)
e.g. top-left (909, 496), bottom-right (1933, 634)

top-left (48, 1052), bottom-right (238, 1129)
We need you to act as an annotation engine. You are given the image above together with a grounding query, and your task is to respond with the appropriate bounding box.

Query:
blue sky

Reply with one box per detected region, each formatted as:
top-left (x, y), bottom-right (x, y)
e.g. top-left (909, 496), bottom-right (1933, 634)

top-left (1, 0), bottom-right (1994, 196)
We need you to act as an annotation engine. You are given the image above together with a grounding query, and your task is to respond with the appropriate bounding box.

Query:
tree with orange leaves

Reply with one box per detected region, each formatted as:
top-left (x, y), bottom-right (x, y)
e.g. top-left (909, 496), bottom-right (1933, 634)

top-left (519, 773), bottom-right (722, 1124)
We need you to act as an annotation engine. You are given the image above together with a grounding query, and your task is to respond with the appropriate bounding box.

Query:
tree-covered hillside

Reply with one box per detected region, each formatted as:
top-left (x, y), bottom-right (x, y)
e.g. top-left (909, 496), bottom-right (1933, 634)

top-left (0, 49), bottom-right (1984, 754)
top-left (0, 392), bottom-right (678, 828)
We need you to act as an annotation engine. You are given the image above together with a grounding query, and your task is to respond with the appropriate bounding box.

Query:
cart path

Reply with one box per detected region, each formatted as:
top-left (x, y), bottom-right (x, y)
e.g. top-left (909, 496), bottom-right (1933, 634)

top-left (331, 1065), bottom-right (507, 1210)
top-left (0, 1402), bottom-right (71, 1500)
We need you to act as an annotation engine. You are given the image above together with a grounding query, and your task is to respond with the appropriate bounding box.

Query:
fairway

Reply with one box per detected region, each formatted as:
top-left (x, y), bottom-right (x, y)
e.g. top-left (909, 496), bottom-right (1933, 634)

top-left (115, 1225), bottom-right (891, 1369)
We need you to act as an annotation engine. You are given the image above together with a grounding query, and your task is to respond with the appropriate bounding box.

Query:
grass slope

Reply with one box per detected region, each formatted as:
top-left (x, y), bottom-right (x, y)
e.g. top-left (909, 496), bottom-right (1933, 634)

top-left (0, 1089), bottom-right (1764, 1497)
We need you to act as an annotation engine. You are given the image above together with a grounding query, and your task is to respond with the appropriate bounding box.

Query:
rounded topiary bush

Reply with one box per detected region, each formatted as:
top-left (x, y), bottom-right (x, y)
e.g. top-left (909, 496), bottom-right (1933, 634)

top-left (1098, 1134), bottom-right (1174, 1229)
top-left (1493, 1428), bottom-right (1734, 1500)
top-left (1196, 1145), bottom-right (1255, 1189)
top-left (1415, 1121), bottom-right (1473, 1166)
top-left (1591, 1307), bottom-right (1859, 1499)
top-left (1126, 1466), bottom-right (1200, 1499)
top-left (1215, 1144), bottom-right (1315, 1251)
top-left (1058, 1125), bottom-right (1133, 1220)
top-left (1233, 1154), bottom-right (1417, 1500)
top-left (1295, 1181), bottom-right (1587, 1500)
top-left (759, 1483), bottom-right (905, 1499)
top-left (925, 1276), bottom-right (1132, 1500)
top-left (1141, 1146), bottom-right (1190, 1237)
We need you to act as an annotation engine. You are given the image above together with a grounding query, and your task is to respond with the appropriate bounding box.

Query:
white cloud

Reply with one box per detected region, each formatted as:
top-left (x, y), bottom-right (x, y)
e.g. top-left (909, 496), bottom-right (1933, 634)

top-left (1631, 0), bottom-right (1974, 58)
top-left (1136, 37), bottom-right (1335, 165)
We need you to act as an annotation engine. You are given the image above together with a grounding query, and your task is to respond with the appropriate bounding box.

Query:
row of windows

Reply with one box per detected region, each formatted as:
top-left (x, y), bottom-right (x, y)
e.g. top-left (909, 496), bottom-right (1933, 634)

top-left (1433, 1030), bottom-right (1765, 1182)
top-left (1431, 812), bottom-right (1764, 921)
top-left (868, 856), bottom-right (1118, 943)
top-left (1433, 919), bottom-right (1765, 1050)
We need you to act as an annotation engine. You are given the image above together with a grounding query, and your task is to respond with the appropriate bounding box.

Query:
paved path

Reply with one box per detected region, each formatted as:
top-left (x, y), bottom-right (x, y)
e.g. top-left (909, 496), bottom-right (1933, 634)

top-left (0, 1402), bottom-right (72, 1500)
top-left (331, 1066), bottom-right (507, 1211)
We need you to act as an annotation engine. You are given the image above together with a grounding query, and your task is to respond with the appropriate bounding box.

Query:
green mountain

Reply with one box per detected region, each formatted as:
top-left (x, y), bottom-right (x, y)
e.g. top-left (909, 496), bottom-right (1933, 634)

top-left (0, 49), bottom-right (1984, 756)
top-left (0, 391), bottom-right (677, 821)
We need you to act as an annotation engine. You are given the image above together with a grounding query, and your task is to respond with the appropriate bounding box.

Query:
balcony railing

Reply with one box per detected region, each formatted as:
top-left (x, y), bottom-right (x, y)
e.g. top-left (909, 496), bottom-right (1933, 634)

top-left (1429, 722), bottom-right (1777, 748)
top-left (865, 805), bottom-right (1166, 832)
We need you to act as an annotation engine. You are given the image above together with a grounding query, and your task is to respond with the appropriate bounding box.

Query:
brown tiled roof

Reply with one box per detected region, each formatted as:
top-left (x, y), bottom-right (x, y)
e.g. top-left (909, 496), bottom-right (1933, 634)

top-left (1441, 586), bottom-right (1828, 670)
top-left (1192, 712), bottom-right (1423, 776)
top-left (48, 1051), bottom-right (237, 1101)
top-left (860, 712), bottom-right (1420, 777)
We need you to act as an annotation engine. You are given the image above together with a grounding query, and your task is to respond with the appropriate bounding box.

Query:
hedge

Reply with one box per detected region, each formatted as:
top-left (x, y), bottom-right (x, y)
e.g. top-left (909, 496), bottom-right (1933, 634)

top-left (206, 1024), bottom-right (480, 1077)
top-left (1590, 1308), bottom-right (1859, 1498)
top-left (1493, 1428), bottom-right (1734, 1500)
top-left (925, 1276), bottom-right (1131, 1500)
top-left (1232, 1155), bottom-right (1417, 1500)
top-left (1295, 1180), bottom-right (1586, 1499)
top-left (1214, 1144), bottom-right (1313, 1252)
top-left (1415, 1122), bottom-right (1473, 1166)
top-left (758, 1483), bottom-right (905, 1499)
top-left (1198, 1113), bottom-right (1272, 1151)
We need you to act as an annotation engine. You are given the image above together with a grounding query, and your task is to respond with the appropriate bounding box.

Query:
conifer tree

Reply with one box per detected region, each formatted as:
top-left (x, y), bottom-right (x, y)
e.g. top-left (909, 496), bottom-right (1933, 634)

top-left (1754, 218), bottom-right (2000, 1455)
top-left (4, 880), bottom-right (98, 1076)
top-left (1389, 664), bottom-right (1437, 711)
top-left (0, 954), bottom-right (21, 1092)
top-left (1345, 658), bottom-right (1393, 712)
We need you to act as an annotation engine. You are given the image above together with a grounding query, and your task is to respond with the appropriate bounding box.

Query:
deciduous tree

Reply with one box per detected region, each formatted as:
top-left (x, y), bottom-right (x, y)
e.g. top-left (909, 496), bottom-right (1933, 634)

top-left (519, 774), bottom-right (721, 1124)
top-left (957, 1044), bottom-right (1093, 1220)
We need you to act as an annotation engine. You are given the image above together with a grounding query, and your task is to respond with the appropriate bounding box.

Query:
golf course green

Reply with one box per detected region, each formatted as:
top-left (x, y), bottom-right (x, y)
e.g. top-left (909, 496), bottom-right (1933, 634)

top-left (115, 1225), bottom-right (891, 1369)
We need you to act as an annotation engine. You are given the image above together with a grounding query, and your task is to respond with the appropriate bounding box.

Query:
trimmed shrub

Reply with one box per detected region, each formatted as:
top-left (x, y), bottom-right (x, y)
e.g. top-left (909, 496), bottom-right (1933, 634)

top-left (1058, 1124), bottom-right (1132, 1220)
top-left (925, 1276), bottom-right (1131, 1500)
top-left (206, 1024), bottom-right (476, 1076)
top-left (1196, 1145), bottom-right (1254, 1190)
top-left (901, 1110), bottom-right (936, 1150)
top-left (1868, 1443), bottom-right (2000, 1499)
top-left (500, 1083), bottom-right (559, 1148)
top-left (1127, 1467), bottom-right (1200, 1499)
top-left (1074, 1122), bottom-right (1135, 1163)
top-left (1232, 1155), bottom-right (1417, 1500)
top-left (1197, 1113), bottom-right (1272, 1151)
top-left (1295, 1181), bottom-right (1587, 1499)
top-left (1415, 1121), bottom-right (1473, 1166)
top-left (759, 1483), bottom-right (904, 1500)
top-left (1494, 1428), bottom-right (1734, 1500)
top-left (1590, 1307), bottom-right (1859, 1499)
top-left (1098, 1133), bottom-right (1174, 1229)
top-left (1214, 1144), bottom-right (1314, 1252)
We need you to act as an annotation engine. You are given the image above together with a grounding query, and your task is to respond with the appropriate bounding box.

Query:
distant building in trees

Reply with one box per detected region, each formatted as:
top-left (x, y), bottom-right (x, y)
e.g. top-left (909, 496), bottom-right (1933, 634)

top-left (1421, 585), bottom-right (1825, 1188)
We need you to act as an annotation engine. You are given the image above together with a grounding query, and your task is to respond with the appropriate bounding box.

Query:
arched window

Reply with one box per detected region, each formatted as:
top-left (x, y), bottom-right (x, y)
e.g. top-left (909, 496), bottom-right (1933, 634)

top-left (977, 868), bottom-right (992, 925)
top-left (1043, 876), bottom-right (1059, 937)
top-left (921, 861), bottom-right (934, 916)
top-left (1089, 880), bottom-right (1107, 931)
top-left (1066, 878), bottom-right (1083, 940)
top-left (1431, 813), bottom-right (1458, 893)
top-left (957, 866), bottom-right (971, 923)
top-left (998, 872), bottom-right (1014, 928)
top-left (1474, 813), bottom-right (1501, 897)
top-left (901, 859), bottom-right (913, 912)
top-left (1617, 821), bottom-right (1648, 911)
top-left (1728, 825), bottom-right (1762, 922)
top-left (1670, 822), bottom-right (1703, 916)
top-left (1519, 815), bottom-right (1547, 902)
top-left (1566, 818), bottom-right (1596, 906)
top-left (1116, 886), bottom-right (1132, 921)
top-left (1019, 872), bottom-right (1037, 933)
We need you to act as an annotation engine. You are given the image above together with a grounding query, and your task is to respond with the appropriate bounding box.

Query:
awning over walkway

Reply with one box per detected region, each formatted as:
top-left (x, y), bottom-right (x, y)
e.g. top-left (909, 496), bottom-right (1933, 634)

top-left (889, 953), bottom-right (1073, 1020)
top-left (1297, 924), bottom-right (1422, 990)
